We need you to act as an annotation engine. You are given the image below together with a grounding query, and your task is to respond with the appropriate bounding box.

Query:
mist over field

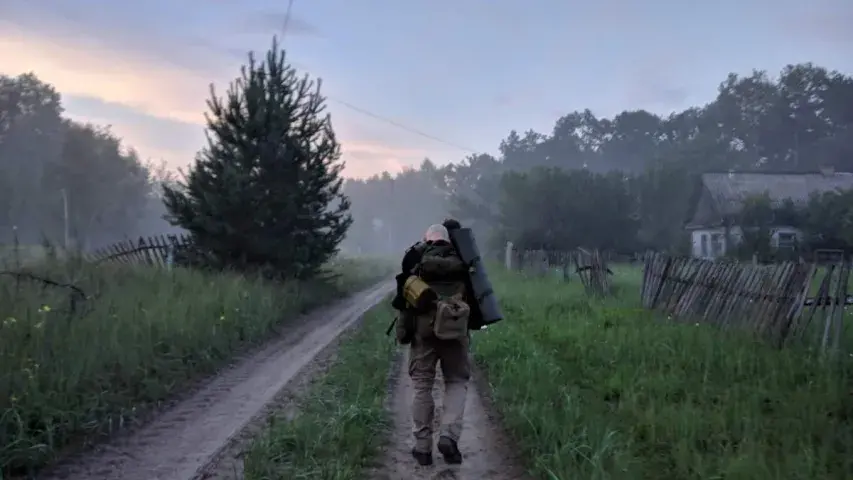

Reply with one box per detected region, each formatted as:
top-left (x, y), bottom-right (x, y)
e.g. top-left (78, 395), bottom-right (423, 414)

top-left (4, 1), bottom-right (853, 478)
top-left (5, 60), bottom-right (853, 263)
top-left (0, 77), bottom-right (182, 251)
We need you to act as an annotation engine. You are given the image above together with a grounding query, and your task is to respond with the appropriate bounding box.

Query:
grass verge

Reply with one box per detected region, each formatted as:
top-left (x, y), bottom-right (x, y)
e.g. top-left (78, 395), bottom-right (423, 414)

top-left (243, 300), bottom-right (397, 480)
top-left (0, 256), bottom-right (393, 476)
top-left (473, 267), bottom-right (853, 480)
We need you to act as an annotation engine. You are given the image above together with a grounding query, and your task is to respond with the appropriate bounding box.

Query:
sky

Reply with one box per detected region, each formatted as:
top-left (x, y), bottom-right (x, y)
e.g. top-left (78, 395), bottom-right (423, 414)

top-left (1, 0), bottom-right (851, 179)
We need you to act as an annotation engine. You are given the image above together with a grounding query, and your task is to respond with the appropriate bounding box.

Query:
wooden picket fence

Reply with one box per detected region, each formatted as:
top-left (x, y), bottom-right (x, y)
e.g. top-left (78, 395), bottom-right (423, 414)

top-left (513, 247), bottom-right (613, 296)
top-left (642, 252), bottom-right (850, 351)
top-left (514, 249), bottom-right (571, 277)
top-left (574, 248), bottom-right (611, 297)
top-left (86, 234), bottom-right (192, 266)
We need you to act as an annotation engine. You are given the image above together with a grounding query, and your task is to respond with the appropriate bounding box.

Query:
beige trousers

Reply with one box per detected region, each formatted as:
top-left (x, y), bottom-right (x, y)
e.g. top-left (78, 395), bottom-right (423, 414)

top-left (408, 334), bottom-right (470, 452)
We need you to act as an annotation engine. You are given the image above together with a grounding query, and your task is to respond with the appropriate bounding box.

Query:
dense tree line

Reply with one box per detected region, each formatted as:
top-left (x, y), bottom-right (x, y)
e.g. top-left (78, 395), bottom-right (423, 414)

top-left (3, 39), bottom-right (352, 279)
top-left (344, 63), bottom-right (853, 257)
top-left (6, 56), bottom-right (852, 267)
top-left (0, 73), bottom-right (177, 250)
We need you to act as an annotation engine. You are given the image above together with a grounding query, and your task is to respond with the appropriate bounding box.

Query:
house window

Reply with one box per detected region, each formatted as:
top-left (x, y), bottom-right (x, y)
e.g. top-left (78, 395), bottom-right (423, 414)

top-left (700, 234), bottom-right (709, 257)
top-left (777, 232), bottom-right (796, 250)
top-left (710, 233), bottom-right (725, 257)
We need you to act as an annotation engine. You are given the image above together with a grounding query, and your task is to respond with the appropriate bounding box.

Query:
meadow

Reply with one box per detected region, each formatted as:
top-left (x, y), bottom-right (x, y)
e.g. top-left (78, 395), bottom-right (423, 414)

top-left (474, 266), bottom-right (853, 479)
top-left (7, 246), bottom-right (851, 479)
top-left (0, 251), bottom-right (393, 475)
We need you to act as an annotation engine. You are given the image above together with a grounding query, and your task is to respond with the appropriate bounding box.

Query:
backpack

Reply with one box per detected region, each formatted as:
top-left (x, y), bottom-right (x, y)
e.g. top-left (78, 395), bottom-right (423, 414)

top-left (415, 293), bottom-right (470, 341)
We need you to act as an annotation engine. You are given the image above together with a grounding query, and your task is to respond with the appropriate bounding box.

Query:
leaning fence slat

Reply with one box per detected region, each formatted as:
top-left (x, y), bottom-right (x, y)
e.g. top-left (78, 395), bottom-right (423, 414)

top-left (776, 262), bottom-right (815, 346)
top-left (821, 263), bottom-right (843, 351)
top-left (86, 233), bottom-right (191, 268)
top-left (795, 268), bottom-right (832, 343)
top-left (831, 262), bottom-right (849, 352)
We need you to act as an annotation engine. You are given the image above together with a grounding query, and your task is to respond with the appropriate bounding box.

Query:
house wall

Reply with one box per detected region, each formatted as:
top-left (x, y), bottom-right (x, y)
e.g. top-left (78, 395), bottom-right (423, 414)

top-left (770, 226), bottom-right (801, 248)
top-left (691, 227), bottom-right (731, 259)
top-left (690, 225), bottom-right (801, 259)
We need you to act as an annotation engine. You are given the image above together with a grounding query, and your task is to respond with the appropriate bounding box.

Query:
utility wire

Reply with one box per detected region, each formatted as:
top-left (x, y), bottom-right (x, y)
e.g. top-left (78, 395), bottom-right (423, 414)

top-left (281, 0), bottom-right (295, 40)
top-left (277, 0), bottom-right (476, 154)
top-left (328, 97), bottom-right (477, 153)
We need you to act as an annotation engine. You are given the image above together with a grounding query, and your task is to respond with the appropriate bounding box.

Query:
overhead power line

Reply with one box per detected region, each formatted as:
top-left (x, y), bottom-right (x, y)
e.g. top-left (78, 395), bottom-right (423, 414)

top-left (281, 0), bottom-right (295, 39)
top-left (328, 97), bottom-right (477, 153)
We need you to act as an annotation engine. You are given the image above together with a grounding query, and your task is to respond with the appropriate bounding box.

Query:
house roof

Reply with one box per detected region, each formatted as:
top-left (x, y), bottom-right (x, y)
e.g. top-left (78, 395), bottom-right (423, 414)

top-left (702, 171), bottom-right (853, 217)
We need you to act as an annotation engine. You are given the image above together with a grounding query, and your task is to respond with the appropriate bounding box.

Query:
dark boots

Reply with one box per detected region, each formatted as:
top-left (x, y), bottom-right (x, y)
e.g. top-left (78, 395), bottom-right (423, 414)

top-left (437, 436), bottom-right (463, 464)
top-left (411, 448), bottom-right (433, 466)
top-left (412, 436), bottom-right (462, 466)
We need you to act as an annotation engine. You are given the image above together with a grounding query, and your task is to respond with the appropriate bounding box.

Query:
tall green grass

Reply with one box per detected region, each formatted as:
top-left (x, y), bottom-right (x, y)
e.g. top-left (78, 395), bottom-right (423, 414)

top-left (474, 268), bottom-right (853, 479)
top-left (243, 301), bottom-right (397, 479)
top-left (0, 255), bottom-right (393, 476)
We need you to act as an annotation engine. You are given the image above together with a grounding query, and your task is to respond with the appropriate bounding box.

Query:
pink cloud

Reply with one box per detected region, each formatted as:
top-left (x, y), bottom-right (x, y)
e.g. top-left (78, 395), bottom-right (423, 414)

top-left (341, 141), bottom-right (428, 178)
top-left (0, 23), bottom-right (211, 125)
top-left (0, 22), bottom-right (431, 178)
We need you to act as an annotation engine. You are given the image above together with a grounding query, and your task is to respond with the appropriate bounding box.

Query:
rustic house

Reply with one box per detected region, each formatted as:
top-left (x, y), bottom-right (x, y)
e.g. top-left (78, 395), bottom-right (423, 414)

top-left (685, 169), bottom-right (853, 259)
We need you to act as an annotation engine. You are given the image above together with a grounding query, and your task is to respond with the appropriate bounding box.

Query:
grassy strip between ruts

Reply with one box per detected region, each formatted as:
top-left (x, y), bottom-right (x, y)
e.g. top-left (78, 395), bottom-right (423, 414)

top-left (242, 299), bottom-right (396, 479)
top-left (0, 255), bottom-right (393, 476)
top-left (473, 267), bottom-right (853, 480)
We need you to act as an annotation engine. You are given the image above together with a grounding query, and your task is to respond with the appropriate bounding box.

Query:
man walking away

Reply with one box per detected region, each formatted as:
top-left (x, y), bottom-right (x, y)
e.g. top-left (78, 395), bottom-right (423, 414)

top-left (394, 223), bottom-right (470, 466)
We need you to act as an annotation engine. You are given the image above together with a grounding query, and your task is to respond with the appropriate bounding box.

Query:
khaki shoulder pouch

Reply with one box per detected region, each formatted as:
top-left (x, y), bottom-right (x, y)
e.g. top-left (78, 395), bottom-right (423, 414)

top-left (432, 295), bottom-right (470, 341)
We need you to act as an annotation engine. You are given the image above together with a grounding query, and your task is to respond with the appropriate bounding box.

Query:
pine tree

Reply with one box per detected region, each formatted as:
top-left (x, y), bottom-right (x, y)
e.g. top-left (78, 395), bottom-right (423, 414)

top-left (163, 37), bottom-right (352, 279)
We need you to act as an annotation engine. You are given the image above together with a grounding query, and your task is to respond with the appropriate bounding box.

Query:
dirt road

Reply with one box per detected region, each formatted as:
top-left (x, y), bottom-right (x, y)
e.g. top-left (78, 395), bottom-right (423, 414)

top-left (375, 350), bottom-right (531, 480)
top-left (39, 281), bottom-right (393, 480)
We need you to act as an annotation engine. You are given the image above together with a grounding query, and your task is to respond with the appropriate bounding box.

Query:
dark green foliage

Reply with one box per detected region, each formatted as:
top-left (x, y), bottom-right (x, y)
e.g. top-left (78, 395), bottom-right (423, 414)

top-left (163, 37), bottom-right (352, 279)
top-left (498, 168), bottom-right (640, 252)
top-left (0, 73), bottom-right (162, 248)
top-left (736, 189), bottom-right (853, 259)
top-left (732, 194), bottom-right (780, 260)
top-left (342, 62), bottom-right (853, 257)
top-left (801, 189), bottom-right (853, 250)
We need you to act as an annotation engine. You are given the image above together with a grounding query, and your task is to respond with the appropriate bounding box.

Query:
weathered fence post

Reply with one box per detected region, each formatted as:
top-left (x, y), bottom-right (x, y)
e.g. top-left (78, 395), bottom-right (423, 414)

top-left (166, 244), bottom-right (175, 270)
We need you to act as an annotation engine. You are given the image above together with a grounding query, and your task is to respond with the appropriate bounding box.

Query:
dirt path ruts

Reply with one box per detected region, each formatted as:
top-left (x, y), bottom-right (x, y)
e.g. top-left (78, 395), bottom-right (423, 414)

top-left (38, 281), bottom-right (393, 480)
top-left (195, 290), bottom-right (385, 480)
top-left (375, 348), bottom-right (530, 480)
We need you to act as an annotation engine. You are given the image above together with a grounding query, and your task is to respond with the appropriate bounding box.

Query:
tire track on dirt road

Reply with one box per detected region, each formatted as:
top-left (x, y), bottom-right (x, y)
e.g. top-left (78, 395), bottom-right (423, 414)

top-left (374, 349), bottom-right (531, 480)
top-left (38, 281), bottom-right (394, 480)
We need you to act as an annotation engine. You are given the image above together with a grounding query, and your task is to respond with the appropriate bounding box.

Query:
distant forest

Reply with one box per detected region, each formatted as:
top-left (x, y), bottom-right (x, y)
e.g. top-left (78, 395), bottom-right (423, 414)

top-left (0, 74), bottom-right (179, 250)
top-left (3, 63), bottom-right (853, 258)
top-left (342, 63), bottom-right (853, 258)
